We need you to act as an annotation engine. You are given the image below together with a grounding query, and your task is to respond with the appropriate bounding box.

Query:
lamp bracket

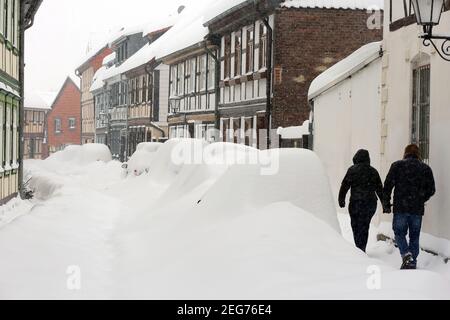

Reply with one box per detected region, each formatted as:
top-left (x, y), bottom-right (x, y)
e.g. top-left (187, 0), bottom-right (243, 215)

top-left (420, 25), bottom-right (450, 62)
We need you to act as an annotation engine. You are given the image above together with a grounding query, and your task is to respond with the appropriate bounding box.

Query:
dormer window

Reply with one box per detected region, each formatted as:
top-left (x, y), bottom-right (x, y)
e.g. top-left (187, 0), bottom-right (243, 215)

top-left (117, 42), bottom-right (128, 64)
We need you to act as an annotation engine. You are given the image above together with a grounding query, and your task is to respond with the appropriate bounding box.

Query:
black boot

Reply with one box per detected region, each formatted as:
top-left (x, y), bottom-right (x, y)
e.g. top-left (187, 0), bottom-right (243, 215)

top-left (401, 253), bottom-right (415, 270)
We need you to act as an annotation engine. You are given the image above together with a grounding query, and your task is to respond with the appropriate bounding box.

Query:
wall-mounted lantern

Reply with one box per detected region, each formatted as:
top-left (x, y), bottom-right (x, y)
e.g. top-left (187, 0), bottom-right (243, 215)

top-left (412, 0), bottom-right (450, 61)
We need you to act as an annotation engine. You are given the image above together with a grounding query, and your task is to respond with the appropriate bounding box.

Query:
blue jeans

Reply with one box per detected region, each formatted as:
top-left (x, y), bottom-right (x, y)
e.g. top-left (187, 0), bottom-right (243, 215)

top-left (393, 214), bottom-right (423, 263)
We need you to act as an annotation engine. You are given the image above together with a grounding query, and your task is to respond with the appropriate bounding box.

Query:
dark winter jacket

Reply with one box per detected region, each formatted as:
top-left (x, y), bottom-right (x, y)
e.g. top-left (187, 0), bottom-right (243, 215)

top-left (383, 155), bottom-right (436, 216)
top-left (338, 150), bottom-right (383, 208)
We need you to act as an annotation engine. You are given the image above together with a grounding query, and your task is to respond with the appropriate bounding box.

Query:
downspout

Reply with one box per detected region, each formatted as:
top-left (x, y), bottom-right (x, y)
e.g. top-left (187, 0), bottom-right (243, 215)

top-left (254, 0), bottom-right (274, 149)
top-left (203, 37), bottom-right (221, 141)
top-left (262, 17), bottom-right (273, 150)
top-left (18, 2), bottom-right (26, 199)
top-left (145, 63), bottom-right (165, 138)
top-left (75, 70), bottom-right (82, 145)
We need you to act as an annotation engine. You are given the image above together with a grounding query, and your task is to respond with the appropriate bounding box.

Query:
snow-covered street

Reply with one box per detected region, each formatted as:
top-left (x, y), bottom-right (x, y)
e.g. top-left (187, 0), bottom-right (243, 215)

top-left (0, 141), bottom-right (449, 300)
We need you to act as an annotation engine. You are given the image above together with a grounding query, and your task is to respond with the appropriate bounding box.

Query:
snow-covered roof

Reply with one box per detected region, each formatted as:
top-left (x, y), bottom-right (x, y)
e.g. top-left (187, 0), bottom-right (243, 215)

top-left (76, 43), bottom-right (109, 73)
top-left (24, 91), bottom-right (58, 110)
top-left (308, 41), bottom-right (382, 100)
top-left (203, 0), bottom-right (251, 25)
top-left (90, 66), bottom-right (108, 93)
top-left (107, 24), bottom-right (146, 47)
top-left (277, 120), bottom-right (310, 139)
top-left (103, 52), bottom-right (116, 66)
top-left (281, 0), bottom-right (384, 10)
top-left (102, 1), bottom-right (213, 79)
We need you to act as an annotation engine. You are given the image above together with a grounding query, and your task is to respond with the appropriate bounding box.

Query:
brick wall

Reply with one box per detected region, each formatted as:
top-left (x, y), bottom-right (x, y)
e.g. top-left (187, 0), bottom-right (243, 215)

top-left (272, 8), bottom-right (383, 128)
top-left (47, 78), bottom-right (82, 152)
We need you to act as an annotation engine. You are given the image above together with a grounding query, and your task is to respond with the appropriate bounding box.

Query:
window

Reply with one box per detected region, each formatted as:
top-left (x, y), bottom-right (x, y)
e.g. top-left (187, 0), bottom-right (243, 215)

top-left (130, 79), bottom-right (135, 104)
top-left (170, 65), bottom-right (177, 96)
top-left (411, 64), bottom-right (431, 162)
top-left (234, 31), bottom-right (242, 77)
top-left (55, 118), bottom-right (61, 133)
top-left (198, 55), bottom-right (207, 91)
top-left (177, 62), bottom-right (184, 96)
top-left (25, 110), bottom-right (33, 122)
top-left (259, 24), bottom-right (267, 69)
top-left (142, 75), bottom-right (147, 102)
top-left (135, 77), bottom-right (140, 103)
top-left (11, 0), bottom-right (16, 46)
top-left (207, 53), bottom-right (216, 90)
top-left (186, 58), bottom-right (196, 93)
top-left (246, 26), bottom-right (254, 73)
top-left (224, 35), bottom-right (231, 79)
top-left (3, 0), bottom-right (8, 39)
top-left (69, 118), bottom-right (76, 130)
top-left (147, 73), bottom-right (153, 102)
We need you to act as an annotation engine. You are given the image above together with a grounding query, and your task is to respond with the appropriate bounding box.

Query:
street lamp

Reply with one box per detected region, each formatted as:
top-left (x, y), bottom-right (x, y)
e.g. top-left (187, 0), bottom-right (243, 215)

top-left (412, 0), bottom-right (450, 61)
top-left (169, 96), bottom-right (181, 115)
top-left (169, 96), bottom-right (188, 138)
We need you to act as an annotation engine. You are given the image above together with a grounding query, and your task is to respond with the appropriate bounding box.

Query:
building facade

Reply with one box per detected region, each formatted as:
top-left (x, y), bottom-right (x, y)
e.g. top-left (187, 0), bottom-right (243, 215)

top-left (0, 0), bottom-right (41, 203)
top-left (23, 107), bottom-right (48, 159)
top-left (205, 0), bottom-right (383, 148)
top-left (124, 61), bottom-right (169, 156)
top-left (164, 44), bottom-right (218, 142)
top-left (379, 0), bottom-right (450, 241)
top-left (310, 1), bottom-right (450, 245)
top-left (47, 77), bottom-right (81, 155)
top-left (76, 46), bottom-right (112, 145)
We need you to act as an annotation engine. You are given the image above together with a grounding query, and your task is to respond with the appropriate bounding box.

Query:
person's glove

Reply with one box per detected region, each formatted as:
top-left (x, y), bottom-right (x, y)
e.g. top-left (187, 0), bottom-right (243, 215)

top-left (339, 201), bottom-right (346, 209)
top-left (383, 203), bottom-right (392, 214)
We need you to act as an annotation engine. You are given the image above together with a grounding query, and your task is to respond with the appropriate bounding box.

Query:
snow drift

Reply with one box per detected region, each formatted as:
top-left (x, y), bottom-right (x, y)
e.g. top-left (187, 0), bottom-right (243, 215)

top-left (0, 139), bottom-right (449, 299)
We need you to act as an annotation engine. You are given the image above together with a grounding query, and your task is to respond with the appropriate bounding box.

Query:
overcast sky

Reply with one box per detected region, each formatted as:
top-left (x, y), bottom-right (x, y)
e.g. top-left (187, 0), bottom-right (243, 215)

top-left (24, 0), bottom-right (185, 96)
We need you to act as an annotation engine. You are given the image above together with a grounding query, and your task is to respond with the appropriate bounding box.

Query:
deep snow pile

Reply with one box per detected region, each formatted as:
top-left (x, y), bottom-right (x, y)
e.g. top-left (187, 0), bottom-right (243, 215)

top-left (0, 140), bottom-right (449, 299)
top-left (126, 142), bottom-right (163, 176)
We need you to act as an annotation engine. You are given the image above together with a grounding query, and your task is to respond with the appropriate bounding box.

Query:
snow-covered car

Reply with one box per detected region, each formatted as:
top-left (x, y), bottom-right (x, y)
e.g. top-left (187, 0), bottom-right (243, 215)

top-left (122, 142), bottom-right (163, 176)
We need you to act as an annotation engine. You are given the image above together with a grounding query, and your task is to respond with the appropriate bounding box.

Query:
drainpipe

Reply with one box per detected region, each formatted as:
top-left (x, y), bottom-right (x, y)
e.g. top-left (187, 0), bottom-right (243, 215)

top-left (262, 17), bottom-right (273, 150)
top-left (145, 63), bottom-right (166, 139)
top-left (75, 70), bottom-right (82, 145)
top-left (18, 2), bottom-right (26, 199)
top-left (204, 36), bottom-right (221, 141)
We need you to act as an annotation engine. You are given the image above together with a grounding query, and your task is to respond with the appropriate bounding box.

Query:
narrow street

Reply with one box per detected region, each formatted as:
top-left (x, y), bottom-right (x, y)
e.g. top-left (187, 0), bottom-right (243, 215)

top-left (0, 142), bottom-right (449, 300)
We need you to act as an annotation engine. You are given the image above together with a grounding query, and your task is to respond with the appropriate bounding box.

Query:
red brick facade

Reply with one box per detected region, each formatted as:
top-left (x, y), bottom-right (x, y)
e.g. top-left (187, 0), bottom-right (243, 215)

top-left (272, 8), bottom-right (383, 128)
top-left (47, 78), bottom-right (82, 154)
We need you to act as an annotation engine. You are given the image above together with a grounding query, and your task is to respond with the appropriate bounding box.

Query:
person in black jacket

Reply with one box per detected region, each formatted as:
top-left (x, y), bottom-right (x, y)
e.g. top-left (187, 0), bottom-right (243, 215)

top-left (339, 150), bottom-right (384, 253)
top-left (383, 144), bottom-right (436, 270)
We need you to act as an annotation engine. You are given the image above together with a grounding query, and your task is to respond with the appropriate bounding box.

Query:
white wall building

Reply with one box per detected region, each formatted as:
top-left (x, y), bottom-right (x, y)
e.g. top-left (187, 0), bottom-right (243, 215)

top-left (380, 0), bottom-right (450, 241)
top-left (309, 41), bottom-right (383, 213)
top-left (310, 1), bottom-right (450, 244)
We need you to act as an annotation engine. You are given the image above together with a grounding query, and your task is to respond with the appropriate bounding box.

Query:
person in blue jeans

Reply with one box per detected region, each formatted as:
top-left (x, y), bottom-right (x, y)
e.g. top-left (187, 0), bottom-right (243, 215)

top-left (383, 144), bottom-right (436, 270)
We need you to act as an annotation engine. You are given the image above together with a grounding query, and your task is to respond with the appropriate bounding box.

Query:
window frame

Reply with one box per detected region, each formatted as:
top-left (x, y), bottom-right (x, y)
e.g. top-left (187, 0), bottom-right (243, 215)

top-left (246, 26), bottom-right (255, 74)
top-left (68, 117), bottom-right (76, 130)
top-left (234, 30), bottom-right (242, 77)
top-left (55, 118), bottom-right (62, 134)
top-left (411, 64), bottom-right (431, 162)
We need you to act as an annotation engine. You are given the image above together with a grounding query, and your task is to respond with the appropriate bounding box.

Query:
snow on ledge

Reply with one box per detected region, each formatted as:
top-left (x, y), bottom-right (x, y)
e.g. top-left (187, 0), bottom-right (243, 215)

top-left (281, 0), bottom-right (384, 10)
top-left (308, 41), bottom-right (382, 100)
top-left (0, 82), bottom-right (20, 97)
top-left (277, 120), bottom-right (310, 139)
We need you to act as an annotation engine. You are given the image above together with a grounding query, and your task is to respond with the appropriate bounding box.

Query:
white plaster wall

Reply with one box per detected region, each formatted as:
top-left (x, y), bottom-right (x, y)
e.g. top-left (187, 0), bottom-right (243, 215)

top-left (313, 59), bottom-right (382, 212)
top-left (382, 3), bottom-right (450, 239)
